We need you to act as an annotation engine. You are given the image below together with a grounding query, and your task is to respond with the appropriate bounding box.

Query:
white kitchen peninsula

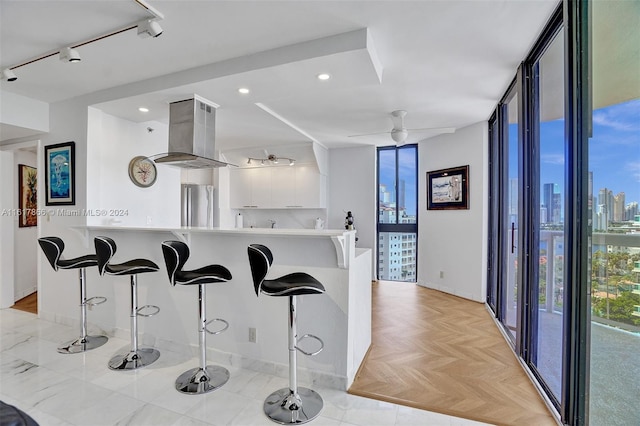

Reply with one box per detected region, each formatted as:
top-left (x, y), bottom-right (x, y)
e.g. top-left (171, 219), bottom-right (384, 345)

top-left (68, 226), bottom-right (371, 390)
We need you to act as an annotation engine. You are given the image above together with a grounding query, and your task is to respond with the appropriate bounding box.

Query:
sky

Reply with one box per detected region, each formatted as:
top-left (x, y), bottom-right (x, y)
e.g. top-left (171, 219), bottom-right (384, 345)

top-left (378, 147), bottom-right (417, 216)
top-left (539, 98), bottom-right (640, 207)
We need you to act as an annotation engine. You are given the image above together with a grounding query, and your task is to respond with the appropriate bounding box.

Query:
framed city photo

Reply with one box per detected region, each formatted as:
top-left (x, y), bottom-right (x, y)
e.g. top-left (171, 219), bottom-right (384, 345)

top-left (45, 141), bottom-right (75, 206)
top-left (427, 165), bottom-right (469, 210)
top-left (18, 164), bottom-right (38, 227)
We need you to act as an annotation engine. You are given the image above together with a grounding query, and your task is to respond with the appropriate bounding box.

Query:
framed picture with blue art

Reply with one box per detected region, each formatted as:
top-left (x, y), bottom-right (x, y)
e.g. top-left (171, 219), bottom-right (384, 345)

top-left (44, 141), bottom-right (75, 206)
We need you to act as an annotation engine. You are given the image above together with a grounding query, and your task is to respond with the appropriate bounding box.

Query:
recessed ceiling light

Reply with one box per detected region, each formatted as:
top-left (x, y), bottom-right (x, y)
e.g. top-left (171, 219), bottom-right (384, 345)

top-left (238, 87), bottom-right (250, 94)
top-left (317, 73), bottom-right (331, 81)
top-left (138, 107), bottom-right (149, 112)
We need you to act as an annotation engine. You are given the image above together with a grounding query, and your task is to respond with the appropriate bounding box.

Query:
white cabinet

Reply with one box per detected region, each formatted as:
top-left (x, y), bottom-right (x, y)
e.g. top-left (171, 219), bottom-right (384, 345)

top-left (229, 168), bottom-right (252, 208)
top-left (270, 166), bottom-right (296, 207)
top-left (230, 165), bottom-right (325, 209)
top-left (230, 167), bottom-right (272, 208)
top-left (291, 165), bottom-right (326, 208)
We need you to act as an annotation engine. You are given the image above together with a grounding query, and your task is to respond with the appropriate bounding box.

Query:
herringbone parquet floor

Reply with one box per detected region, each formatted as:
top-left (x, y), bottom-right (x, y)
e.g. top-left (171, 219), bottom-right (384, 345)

top-left (348, 281), bottom-right (557, 426)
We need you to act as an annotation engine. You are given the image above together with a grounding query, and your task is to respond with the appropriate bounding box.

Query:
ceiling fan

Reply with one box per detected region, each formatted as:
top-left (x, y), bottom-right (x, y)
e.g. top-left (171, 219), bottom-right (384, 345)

top-left (349, 110), bottom-right (455, 145)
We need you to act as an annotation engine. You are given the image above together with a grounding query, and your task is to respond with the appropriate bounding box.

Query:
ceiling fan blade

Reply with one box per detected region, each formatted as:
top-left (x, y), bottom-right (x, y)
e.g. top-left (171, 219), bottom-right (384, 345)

top-left (348, 130), bottom-right (392, 138)
top-left (407, 127), bottom-right (456, 134)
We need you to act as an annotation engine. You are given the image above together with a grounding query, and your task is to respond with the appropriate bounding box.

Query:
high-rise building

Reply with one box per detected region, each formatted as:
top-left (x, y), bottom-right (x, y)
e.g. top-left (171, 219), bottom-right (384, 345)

top-left (543, 183), bottom-right (562, 223)
top-left (598, 188), bottom-right (614, 224)
top-left (588, 172), bottom-right (593, 211)
top-left (377, 211), bottom-right (417, 282)
top-left (541, 206), bottom-right (548, 224)
top-left (626, 202), bottom-right (639, 221)
top-left (613, 192), bottom-right (625, 222)
top-left (596, 204), bottom-right (609, 231)
top-left (398, 179), bottom-right (406, 210)
top-left (379, 183), bottom-right (391, 204)
top-left (552, 193), bottom-right (562, 223)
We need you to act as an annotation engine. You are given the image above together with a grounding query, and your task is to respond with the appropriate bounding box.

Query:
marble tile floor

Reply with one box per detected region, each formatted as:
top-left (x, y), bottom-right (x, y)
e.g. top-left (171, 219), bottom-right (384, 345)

top-left (0, 308), bottom-right (492, 426)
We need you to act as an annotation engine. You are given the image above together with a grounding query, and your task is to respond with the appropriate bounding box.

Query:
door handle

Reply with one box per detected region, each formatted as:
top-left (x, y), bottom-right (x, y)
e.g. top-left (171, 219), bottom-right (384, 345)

top-left (511, 222), bottom-right (515, 254)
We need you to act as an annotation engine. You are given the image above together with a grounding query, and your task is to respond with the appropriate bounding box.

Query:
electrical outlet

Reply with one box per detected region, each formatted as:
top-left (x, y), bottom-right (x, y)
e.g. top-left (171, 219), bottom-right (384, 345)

top-left (249, 327), bottom-right (257, 343)
top-left (439, 271), bottom-right (444, 279)
top-left (146, 216), bottom-right (153, 225)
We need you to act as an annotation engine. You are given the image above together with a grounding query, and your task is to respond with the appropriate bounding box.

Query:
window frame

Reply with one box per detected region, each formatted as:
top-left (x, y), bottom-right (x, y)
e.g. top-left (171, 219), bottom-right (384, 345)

top-left (376, 144), bottom-right (419, 282)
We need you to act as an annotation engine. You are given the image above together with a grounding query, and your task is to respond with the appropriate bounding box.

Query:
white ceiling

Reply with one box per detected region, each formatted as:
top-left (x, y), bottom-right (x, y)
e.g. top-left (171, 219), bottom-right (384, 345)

top-left (0, 0), bottom-right (559, 151)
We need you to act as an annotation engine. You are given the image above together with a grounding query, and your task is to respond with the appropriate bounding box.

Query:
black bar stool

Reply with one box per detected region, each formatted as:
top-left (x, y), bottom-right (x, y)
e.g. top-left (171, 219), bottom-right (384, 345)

top-left (94, 236), bottom-right (160, 370)
top-left (247, 244), bottom-right (325, 425)
top-left (38, 236), bottom-right (108, 354)
top-left (161, 240), bottom-right (233, 394)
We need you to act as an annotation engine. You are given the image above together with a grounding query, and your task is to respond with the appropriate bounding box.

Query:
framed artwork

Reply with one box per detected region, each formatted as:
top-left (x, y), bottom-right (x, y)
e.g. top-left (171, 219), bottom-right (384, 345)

top-left (18, 164), bottom-right (38, 227)
top-left (45, 141), bottom-right (75, 206)
top-left (427, 165), bottom-right (469, 210)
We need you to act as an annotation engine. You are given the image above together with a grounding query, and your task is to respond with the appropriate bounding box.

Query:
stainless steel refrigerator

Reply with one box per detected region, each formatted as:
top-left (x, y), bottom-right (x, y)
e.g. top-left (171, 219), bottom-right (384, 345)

top-left (181, 184), bottom-right (214, 227)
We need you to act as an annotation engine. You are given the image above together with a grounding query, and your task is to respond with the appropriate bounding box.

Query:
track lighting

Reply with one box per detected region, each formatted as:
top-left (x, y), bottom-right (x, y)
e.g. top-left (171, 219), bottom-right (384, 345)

top-left (247, 154), bottom-right (296, 167)
top-left (4, 0), bottom-right (164, 81)
top-left (1, 68), bottom-right (17, 81)
top-left (59, 47), bottom-right (81, 63)
top-left (137, 19), bottom-right (163, 38)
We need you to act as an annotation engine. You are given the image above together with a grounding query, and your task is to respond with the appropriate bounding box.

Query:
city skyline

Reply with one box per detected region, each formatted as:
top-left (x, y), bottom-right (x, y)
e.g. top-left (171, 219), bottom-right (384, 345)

top-left (378, 147), bottom-right (418, 216)
top-left (539, 99), bottom-right (640, 206)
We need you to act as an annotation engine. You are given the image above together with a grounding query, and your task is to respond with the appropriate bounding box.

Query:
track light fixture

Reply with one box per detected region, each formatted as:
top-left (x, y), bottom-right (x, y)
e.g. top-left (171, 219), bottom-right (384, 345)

top-left (1, 68), bottom-right (17, 82)
top-left (4, 0), bottom-right (164, 79)
top-left (59, 47), bottom-right (81, 63)
top-left (247, 154), bottom-right (295, 167)
top-left (137, 19), bottom-right (163, 38)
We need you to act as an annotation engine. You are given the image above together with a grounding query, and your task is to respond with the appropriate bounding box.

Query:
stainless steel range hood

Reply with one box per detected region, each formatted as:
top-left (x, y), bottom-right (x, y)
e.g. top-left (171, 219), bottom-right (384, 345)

top-left (150, 96), bottom-right (233, 169)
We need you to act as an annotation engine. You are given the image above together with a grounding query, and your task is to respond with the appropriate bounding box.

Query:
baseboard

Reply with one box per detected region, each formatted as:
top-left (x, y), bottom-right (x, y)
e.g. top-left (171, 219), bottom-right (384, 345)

top-left (14, 286), bottom-right (36, 301)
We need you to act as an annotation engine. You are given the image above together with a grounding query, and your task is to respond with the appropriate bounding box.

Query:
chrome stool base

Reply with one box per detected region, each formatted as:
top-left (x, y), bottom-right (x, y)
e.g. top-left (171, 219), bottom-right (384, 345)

top-left (263, 387), bottom-right (323, 424)
top-left (175, 365), bottom-right (230, 394)
top-left (57, 335), bottom-right (108, 354)
top-left (108, 348), bottom-right (160, 370)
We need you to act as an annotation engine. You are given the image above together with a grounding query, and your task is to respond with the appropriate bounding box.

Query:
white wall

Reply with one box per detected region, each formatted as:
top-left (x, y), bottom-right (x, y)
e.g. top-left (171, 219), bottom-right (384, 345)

top-left (235, 208), bottom-right (327, 230)
top-left (34, 99), bottom-right (94, 323)
top-left (0, 91), bottom-right (49, 135)
top-left (328, 145), bottom-right (376, 254)
top-left (86, 109), bottom-right (181, 228)
top-left (13, 149), bottom-right (38, 300)
top-left (0, 150), bottom-right (15, 308)
top-left (418, 122), bottom-right (488, 302)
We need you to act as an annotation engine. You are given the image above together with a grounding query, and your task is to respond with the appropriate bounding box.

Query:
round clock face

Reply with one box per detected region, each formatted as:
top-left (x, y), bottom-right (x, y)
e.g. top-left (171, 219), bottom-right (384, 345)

top-left (128, 156), bottom-right (157, 188)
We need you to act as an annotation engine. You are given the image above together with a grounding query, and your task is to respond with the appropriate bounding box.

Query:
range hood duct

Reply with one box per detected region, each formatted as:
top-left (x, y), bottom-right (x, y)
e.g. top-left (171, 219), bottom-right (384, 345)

top-left (150, 96), bottom-right (233, 169)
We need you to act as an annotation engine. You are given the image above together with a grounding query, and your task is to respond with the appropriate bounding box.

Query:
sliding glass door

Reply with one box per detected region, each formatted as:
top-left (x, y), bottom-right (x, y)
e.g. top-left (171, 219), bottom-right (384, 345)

top-left (500, 84), bottom-right (522, 344)
top-left (527, 17), bottom-right (565, 404)
top-left (488, 2), bottom-right (639, 423)
top-left (489, 3), bottom-right (567, 414)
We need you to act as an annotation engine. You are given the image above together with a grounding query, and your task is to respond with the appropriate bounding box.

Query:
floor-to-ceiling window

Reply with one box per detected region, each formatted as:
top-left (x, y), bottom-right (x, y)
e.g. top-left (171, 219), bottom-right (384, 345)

top-left (377, 145), bottom-right (418, 282)
top-left (488, 2), bottom-right (639, 424)
top-left (586, 1), bottom-right (640, 424)
top-left (527, 16), bottom-right (566, 405)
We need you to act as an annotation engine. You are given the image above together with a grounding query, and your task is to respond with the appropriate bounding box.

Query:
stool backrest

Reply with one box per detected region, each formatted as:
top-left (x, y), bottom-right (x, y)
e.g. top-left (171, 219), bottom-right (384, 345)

top-left (161, 241), bottom-right (190, 286)
top-left (94, 236), bottom-right (117, 276)
top-left (247, 244), bottom-right (273, 296)
top-left (38, 236), bottom-right (64, 271)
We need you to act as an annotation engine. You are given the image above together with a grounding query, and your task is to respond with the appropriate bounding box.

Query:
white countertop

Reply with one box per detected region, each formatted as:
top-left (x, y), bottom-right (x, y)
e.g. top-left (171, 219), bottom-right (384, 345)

top-left (83, 225), bottom-right (356, 238)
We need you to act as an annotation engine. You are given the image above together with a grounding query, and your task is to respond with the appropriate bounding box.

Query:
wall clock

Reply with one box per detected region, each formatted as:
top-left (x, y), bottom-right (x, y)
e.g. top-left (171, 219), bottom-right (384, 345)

top-left (128, 156), bottom-right (157, 188)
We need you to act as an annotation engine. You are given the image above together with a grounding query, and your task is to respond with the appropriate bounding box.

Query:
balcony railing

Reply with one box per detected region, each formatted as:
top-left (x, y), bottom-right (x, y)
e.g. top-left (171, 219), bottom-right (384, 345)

top-left (540, 230), bottom-right (640, 329)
